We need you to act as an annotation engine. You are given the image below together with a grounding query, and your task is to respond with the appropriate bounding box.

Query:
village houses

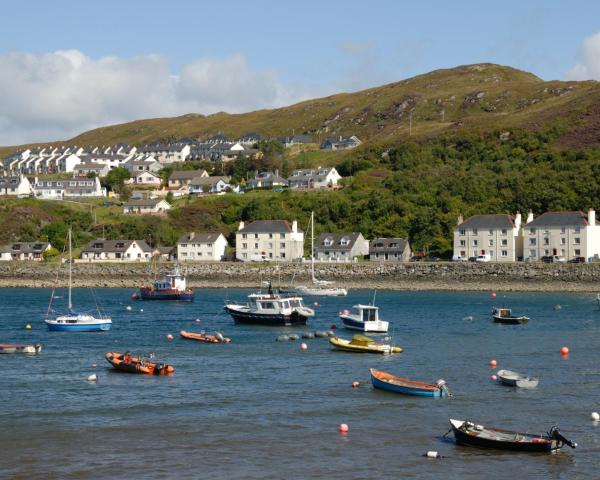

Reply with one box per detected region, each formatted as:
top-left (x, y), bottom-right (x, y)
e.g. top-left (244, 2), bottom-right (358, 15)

top-left (313, 232), bottom-right (369, 262)
top-left (167, 169), bottom-right (209, 189)
top-left (0, 242), bottom-right (52, 261)
top-left (80, 239), bottom-right (152, 262)
top-left (235, 220), bottom-right (304, 261)
top-left (454, 213), bottom-right (523, 261)
top-left (369, 237), bottom-right (412, 262)
top-left (0, 176), bottom-right (33, 197)
top-left (176, 232), bottom-right (229, 261)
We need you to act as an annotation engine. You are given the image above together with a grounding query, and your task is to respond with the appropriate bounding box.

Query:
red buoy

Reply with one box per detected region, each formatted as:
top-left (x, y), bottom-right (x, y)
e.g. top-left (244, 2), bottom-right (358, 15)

top-left (339, 423), bottom-right (349, 433)
top-left (351, 381), bottom-right (360, 388)
top-left (560, 346), bottom-right (569, 356)
top-left (300, 342), bottom-right (308, 350)
top-left (491, 292), bottom-right (497, 298)
top-left (491, 375), bottom-right (497, 381)
top-left (489, 359), bottom-right (497, 367)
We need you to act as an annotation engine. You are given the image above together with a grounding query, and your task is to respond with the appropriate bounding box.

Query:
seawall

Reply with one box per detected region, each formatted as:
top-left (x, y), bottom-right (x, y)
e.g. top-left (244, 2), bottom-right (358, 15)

top-left (1, 261), bottom-right (599, 291)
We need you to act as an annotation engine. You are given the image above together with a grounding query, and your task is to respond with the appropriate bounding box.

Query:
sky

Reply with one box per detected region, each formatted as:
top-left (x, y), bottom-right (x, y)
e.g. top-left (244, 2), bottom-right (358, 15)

top-left (1, 0), bottom-right (600, 145)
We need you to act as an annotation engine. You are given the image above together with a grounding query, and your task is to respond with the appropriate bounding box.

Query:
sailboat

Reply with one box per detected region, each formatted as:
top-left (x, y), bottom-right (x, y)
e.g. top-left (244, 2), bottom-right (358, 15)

top-left (45, 228), bottom-right (112, 332)
top-left (287, 212), bottom-right (348, 297)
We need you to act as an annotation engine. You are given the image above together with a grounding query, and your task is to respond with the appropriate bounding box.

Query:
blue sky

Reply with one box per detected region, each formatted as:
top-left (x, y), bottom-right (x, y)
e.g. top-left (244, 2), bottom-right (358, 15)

top-left (0, 0), bottom-right (599, 144)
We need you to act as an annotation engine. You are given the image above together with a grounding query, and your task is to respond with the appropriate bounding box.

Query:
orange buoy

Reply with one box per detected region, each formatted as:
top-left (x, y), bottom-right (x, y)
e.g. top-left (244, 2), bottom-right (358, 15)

top-left (560, 346), bottom-right (569, 355)
top-left (300, 342), bottom-right (308, 350)
top-left (489, 359), bottom-right (497, 367)
top-left (352, 381), bottom-right (360, 388)
top-left (339, 423), bottom-right (349, 433)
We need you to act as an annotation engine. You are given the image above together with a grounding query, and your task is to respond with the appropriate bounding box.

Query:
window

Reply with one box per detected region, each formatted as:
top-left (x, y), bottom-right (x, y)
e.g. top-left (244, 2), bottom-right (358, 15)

top-left (501, 250), bottom-right (508, 257)
top-left (460, 240), bottom-right (466, 247)
top-left (529, 228), bottom-right (536, 234)
top-left (574, 238), bottom-right (581, 245)
top-left (340, 237), bottom-right (350, 246)
top-left (501, 239), bottom-right (507, 246)
top-left (254, 243), bottom-right (259, 249)
top-left (561, 227), bottom-right (566, 234)
top-left (488, 240), bottom-right (493, 247)
top-left (501, 229), bottom-right (507, 235)
top-left (280, 233), bottom-right (285, 239)
top-left (529, 238), bottom-right (536, 246)
top-left (544, 249), bottom-right (549, 255)
top-left (530, 250), bottom-right (537, 257)
top-left (242, 243), bottom-right (247, 249)
top-left (575, 249), bottom-right (581, 256)
top-left (489, 251), bottom-right (494, 257)
top-left (280, 242), bottom-right (285, 248)
top-left (472, 240), bottom-right (478, 247)
top-left (473, 229), bottom-right (478, 234)
top-left (254, 234), bottom-right (258, 239)
top-left (575, 227), bottom-right (581, 233)
top-left (459, 229), bottom-right (466, 236)
top-left (269, 233), bottom-right (273, 239)
top-left (488, 229), bottom-right (493, 235)
top-left (181, 252), bottom-right (187, 257)
top-left (561, 238), bottom-right (566, 245)
top-left (181, 243), bottom-right (187, 248)
top-left (242, 253), bottom-right (247, 258)
top-left (242, 234), bottom-right (247, 239)
top-left (543, 238), bottom-right (549, 245)
top-left (324, 238), bottom-right (333, 246)
top-left (460, 250), bottom-right (466, 257)
top-left (207, 243), bottom-right (212, 248)
top-left (280, 252), bottom-right (286, 258)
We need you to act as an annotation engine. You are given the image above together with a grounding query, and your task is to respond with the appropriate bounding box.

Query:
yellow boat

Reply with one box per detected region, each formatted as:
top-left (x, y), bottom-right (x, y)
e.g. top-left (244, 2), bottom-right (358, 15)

top-left (329, 334), bottom-right (402, 354)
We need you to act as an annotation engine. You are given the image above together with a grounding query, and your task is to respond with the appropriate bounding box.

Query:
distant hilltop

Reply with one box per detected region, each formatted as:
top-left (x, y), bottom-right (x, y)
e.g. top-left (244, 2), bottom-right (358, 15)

top-left (2, 62), bottom-right (600, 158)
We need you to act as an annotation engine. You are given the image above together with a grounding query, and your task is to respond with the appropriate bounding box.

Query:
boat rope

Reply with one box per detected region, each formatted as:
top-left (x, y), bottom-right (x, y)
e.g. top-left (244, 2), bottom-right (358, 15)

top-left (442, 427), bottom-right (453, 438)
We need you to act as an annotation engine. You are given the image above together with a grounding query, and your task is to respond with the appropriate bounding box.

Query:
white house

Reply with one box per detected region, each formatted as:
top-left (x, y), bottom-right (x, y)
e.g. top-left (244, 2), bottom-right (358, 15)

top-left (122, 198), bottom-right (171, 215)
top-left (130, 170), bottom-right (162, 187)
top-left (177, 232), bottom-right (229, 261)
top-left (0, 242), bottom-right (52, 261)
top-left (139, 143), bottom-right (191, 163)
top-left (523, 209), bottom-right (600, 261)
top-left (0, 176), bottom-right (33, 197)
top-left (287, 167), bottom-right (342, 189)
top-left (235, 220), bottom-right (304, 261)
top-left (369, 237), bottom-right (411, 262)
top-left (73, 162), bottom-right (111, 178)
top-left (314, 232), bottom-right (369, 262)
top-left (320, 135), bottom-right (362, 150)
top-left (33, 177), bottom-right (106, 199)
top-left (454, 213), bottom-right (523, 261)
top-left (244, 171), bottom-right (288, 190)
top-left (124, 157), bottom-right (162, 175)
top-left (80, 239), bottom-right (152, 262)
top-left (189, 176), bottom-right (231, 194)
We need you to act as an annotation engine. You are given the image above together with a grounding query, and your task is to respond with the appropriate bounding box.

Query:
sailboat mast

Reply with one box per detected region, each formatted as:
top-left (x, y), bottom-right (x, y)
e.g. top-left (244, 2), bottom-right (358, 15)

top-left (311, 211), bottom-right (315, 282)
top-left (68, 227), bottom-right (72, 310)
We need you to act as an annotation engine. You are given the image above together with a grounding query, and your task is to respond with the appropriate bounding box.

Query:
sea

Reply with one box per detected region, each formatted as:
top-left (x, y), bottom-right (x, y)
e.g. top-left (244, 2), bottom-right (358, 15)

top-left (1, 288), bottom-right (599, 479)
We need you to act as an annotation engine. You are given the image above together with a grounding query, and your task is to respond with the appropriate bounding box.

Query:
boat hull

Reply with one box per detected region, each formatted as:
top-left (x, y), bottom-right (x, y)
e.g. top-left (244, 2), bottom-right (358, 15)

top-left (493, 315), bottom-right (529, 324)
top-left (329, 336), bottom-right (402, 354)
top-left (450, 420), bottom-right (560, 452)
top-left (340, 315), bottom-right (388, 333)
top-left (0, 344), bottom-right (42, 354)
top-left (497, 369), bottom-right (539, 388)
top-left (180, 330), bottom-right (231, 343)
top-left (45, 320), bottom-right (111, 332)
top-left (105, 352), bottom-right (174, 375)
top-left (138, 288), bottom-right (194, 301)
top-left (225, 306), bottom-right (308, 326)
top-left (370, 369), bottom-right (446, 397)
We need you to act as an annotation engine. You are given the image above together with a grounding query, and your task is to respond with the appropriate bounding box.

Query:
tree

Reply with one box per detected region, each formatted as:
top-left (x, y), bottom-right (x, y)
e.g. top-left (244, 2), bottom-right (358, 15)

top-left (102, 167), bottom-right (131, 193)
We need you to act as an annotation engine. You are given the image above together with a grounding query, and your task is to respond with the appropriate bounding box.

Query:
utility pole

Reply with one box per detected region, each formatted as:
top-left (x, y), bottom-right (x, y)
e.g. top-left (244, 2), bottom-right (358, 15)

top-left (441, 109), bottom-right (445, 122)
top-left (409, 112), bottom-right (413, 136)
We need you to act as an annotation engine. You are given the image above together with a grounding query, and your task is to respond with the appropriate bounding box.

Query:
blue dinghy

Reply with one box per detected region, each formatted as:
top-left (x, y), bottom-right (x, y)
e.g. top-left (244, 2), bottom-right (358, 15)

top-left (370, 368), bottom-right (449, 397)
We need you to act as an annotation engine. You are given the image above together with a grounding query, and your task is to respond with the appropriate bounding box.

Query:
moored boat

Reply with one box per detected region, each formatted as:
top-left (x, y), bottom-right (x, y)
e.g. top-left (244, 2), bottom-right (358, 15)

top-left (224, 282), bottom-right (314, 326)
top-left (105, 352), bottom-right (174, 375)
top-left (449, 419), bottom-right (577, 452)
top-left (340, 304), bottom-right (389, 332)
top-left (0, 343), bottom-right (42, 354)
top-left (329, 334), bottom-right (402, 354)
top-left (496, 369), bottom-right (539, 388)
top-left (492, 307), bottom-right (529, 324)
top-left (370, 368), bottom-right (448, 397)
top-left (180, 330), bottom-right (231, 343)
top-left (133, 264), bottom-right (194, 301)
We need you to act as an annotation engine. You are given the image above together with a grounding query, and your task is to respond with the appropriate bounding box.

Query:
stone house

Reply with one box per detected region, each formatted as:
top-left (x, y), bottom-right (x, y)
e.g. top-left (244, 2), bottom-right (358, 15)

top-left (314, 232), bottom-right (369, 262)
top-left (235, 220), bottom-right (304, 261)
top-left (369, 237), bottom-right (411, 262)
top-left (454, 213), bottom-right (523, 261)
top-left (523, 209), bottom-right (600, 261)
top-left (177, 232), bottom-right (229, 261)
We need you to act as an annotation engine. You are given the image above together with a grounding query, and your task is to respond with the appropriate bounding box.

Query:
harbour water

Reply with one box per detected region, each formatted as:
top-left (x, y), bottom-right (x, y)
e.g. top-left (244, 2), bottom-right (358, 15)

top-left (1, 288), bottom-right (599, 479)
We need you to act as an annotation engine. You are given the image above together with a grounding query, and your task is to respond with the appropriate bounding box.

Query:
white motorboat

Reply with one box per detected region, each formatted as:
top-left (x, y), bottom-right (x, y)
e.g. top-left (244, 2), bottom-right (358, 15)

top-left (339, 304), bottom-right (389, 333)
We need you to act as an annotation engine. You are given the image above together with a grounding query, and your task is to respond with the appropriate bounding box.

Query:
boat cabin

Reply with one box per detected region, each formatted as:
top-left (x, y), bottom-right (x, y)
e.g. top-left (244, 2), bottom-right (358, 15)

top-left (354, 304), bottom-right (379, 322)
top-left (156, 272), bottom-right (187, 291)
top-left (493, 307), bottom-right (512, 318)
top-left (248, 294), bottom-right (304, 313)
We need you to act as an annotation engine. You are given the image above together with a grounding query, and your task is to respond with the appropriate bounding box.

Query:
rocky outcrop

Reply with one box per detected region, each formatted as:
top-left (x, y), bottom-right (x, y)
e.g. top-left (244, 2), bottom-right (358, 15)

top-left (1, 262), bottom-right (600, 291)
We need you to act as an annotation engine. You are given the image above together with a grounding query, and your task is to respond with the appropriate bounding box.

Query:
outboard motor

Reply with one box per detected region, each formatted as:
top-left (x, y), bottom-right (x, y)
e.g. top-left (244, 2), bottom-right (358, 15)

top-left (549, 426), bottom-right (578, 448)
top-left (436, 379), bottom-right (451, 396)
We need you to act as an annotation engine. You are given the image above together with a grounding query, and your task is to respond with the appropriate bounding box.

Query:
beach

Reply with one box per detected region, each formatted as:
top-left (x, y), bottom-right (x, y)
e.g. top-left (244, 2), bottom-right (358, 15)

top-left (0, 261), bottom-right (599, 291)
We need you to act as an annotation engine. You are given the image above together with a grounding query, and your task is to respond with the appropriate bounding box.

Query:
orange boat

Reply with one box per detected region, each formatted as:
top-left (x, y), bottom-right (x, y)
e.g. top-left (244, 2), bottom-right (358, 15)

top-left (105, 352), bottom-right (174, 375)
top-left (180, 330), bottom-right (231, 343)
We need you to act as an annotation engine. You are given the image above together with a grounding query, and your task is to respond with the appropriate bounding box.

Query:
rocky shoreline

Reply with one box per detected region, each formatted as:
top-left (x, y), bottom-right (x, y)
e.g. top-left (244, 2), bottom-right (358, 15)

top-left (0, 261), bottom-right (599, 292)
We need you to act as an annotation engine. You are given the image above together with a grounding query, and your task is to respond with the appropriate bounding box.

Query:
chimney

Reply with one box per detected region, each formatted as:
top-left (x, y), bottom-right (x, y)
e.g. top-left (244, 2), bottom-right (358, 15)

top-left (238, 221), bottom-right (245, 231)
top-left (292, 220), bottom-right (298, 233)
top-left (189, 232), bottom-right (195, 240)
top-left (526, 210), bottom-right (534, 224)
top-left (274, 169), bottom-right (279, 178)
top-left (589, 208), bottom-right (596, 226)
top-left (457, 214), bottom-right (464, 226)
top-left (515, 212), bottom-right (522, 230)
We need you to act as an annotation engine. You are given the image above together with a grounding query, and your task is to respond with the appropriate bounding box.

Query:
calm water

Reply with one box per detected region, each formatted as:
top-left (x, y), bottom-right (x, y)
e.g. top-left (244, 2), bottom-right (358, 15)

top-left (1, 288), bottom-right (599, 479)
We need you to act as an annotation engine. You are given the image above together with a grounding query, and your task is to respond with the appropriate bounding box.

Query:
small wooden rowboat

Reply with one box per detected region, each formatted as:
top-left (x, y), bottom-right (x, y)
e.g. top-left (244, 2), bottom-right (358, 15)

top-left (497, 369), bottom-right (539, 388)
top-left (370, 368), bottom-right (449, 397)
top-left (105, 352), bottom-right (174, 376)
top-left (180, 330), bottom-right (231, 343)
top-left (329, 334), bottom-right (402, 354)
top-left (449, 419), bottom-right (577, 452)
top-left (0, 343), bottom-right (42, 354)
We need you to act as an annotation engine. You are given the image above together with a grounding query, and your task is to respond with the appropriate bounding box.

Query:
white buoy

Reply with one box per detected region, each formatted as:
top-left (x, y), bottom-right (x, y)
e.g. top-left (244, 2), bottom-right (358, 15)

top-left (592, 412), bottom-right (599, 421)
top-left (87, 374), bottom-right (97, 382)
top-left (140, 308), bottom-right (144, 312)
top-left (126, 305), bottom-right (132, 311)
top-left (425, 451), bottom-right (440, 459)
top-left (166, 334), bottom-right (174, 341)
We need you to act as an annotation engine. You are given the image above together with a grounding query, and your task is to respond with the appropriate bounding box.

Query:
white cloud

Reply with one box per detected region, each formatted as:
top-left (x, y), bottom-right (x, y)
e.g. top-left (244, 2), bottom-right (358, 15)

top-left (0, 50), bottom-right (318, 145)
top-left (566, 32), bottom-right (600, 80)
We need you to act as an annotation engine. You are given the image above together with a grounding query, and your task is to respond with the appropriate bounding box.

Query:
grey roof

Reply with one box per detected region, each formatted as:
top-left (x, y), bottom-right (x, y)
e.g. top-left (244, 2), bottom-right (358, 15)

top-left (315, 232), bottom-right (362, 252)
top-left (369, 237), bottom-right (409, 253)
top-left (0, 177), bottom-right (24, 188)
top-left (169, 170), bottom-right (208, 181)
top-left (0, 242), bottom-right (50, 254)
top-left (82, 239), bottom-right (152, 253)
top-left (177, 232), bottom-right (224, 244)
top-left (238, 220), bottom-right (300, 234)
top-left (190, 176), bottom-right (230, 185)
top-left (239, 132), bottom-right (263, 141)
top-left (526, 211), bottom-right (588, 227)
top-left (123, 198), bottom-right (167, 208)
top-left (458, 214), bottom-right (515, 230)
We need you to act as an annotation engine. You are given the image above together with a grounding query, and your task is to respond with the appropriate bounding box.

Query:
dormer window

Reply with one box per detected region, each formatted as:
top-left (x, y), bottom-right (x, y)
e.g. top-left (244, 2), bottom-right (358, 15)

top-left (340, 237), bottom-right (350, 247)
top-left (324, 238), bottom-right (334, 247)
